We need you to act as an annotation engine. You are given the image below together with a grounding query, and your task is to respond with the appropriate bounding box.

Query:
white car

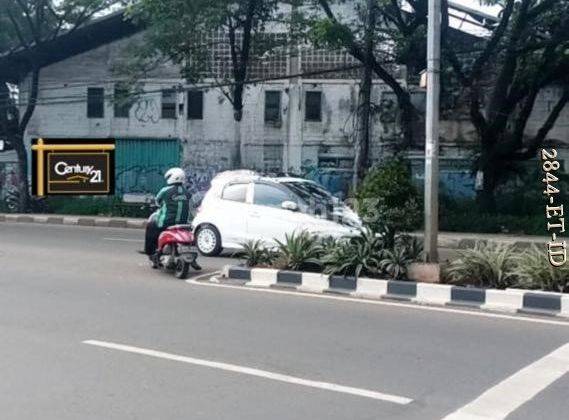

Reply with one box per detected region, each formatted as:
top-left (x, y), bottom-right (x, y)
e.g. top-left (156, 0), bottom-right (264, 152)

top-left (192, 171), bottom-right (362, 256)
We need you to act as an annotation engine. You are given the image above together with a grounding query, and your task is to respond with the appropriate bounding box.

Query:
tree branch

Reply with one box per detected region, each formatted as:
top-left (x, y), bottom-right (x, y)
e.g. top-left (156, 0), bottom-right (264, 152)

top-left (512, 86), bottom-right (569, 160)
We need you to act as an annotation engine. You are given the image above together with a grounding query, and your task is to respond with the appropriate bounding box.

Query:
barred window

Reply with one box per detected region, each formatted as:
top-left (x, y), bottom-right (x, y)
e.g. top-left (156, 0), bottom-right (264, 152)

top-left (264, 91), bottom-right (281, 122)
top-left (305, 91), bottom-right (322, 121)
top-left (187, 90), bottom-right (204, 120)
top-left (114, 85), bottom-right (131, 118)
top-left (87, 88), bottom-right (104, 118)
top-left (161, 89), bottom-right (177, 119)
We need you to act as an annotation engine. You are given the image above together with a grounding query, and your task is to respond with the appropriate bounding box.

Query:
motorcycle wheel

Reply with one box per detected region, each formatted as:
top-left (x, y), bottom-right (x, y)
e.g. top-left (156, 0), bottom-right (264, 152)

top-left (175, 259), bottom-right (190, 279)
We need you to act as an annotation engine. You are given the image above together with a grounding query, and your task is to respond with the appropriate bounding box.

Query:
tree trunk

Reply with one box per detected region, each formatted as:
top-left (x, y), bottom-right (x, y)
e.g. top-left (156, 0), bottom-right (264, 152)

top-left (353, 0), bottom-right (375, 189)
top-left (233, 116), bottom-right (242, 169)
top-left (12, 131), bottom-right (30, 212)
top-left (476, 159), bottom-right (497, 213)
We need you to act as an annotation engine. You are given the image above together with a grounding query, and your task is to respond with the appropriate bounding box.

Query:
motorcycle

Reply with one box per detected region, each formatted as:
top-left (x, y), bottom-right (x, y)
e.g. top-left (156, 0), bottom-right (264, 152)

top-left (146, 208), bottom-right (199, 279)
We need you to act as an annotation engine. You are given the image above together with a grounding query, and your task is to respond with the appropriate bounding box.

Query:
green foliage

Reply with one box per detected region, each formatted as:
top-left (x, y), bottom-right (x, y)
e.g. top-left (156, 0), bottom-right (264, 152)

top-left (235, 239), bottom-right (275, 268)
top-left (444, 243), bottom-right (518, 289)
top-left (309, 18), bottom-right (354, 49)
top-left (355, 160), bottom-right (422, 246)
top-left (123, 0), bottom-right (283, 105)
top-left (273, 231), bottom-right (322, 272)
top-left (321, 229), bottom-right (385, 278)
top-left (512, 245), bottom-right (569, 293)
top-left (380, 246), bottom-right (414, 280)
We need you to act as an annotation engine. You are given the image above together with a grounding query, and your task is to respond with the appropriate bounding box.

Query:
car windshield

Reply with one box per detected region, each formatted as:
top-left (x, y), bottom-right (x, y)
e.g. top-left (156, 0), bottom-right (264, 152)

top-left (281, 181), bottom-right (334, 206)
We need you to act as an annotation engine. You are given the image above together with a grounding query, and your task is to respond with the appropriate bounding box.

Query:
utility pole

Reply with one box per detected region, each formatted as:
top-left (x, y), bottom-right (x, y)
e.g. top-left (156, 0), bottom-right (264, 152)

top-left (424, 0), bottom-right (441, 262)
top-left (353, 0), bottom-right (375, 188)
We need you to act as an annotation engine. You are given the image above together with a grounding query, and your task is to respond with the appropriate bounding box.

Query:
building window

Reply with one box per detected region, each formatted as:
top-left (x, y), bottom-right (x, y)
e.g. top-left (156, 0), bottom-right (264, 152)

top-left (264, 91), bottom-right (281, 123)
top-left (161, 89), bottom-right (177, 119)
top-left (187, 90), bottom-right (203, 120)
top-left (113, 85), bottom-right (131, 118)
top-left (305, 91), bottom-right (322, 121)
top-left (87, 87), bottom-right (104, 118)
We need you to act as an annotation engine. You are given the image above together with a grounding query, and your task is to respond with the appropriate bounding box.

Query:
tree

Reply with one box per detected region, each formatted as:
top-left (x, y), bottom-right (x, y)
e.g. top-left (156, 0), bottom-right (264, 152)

top-left (442, 0), bottom-right (569, 211)
top-left (0, 0), bottom-right (117, 211)
top-left (127, 0), bottom-right (283, 167)
top-left (310, 0), bottom-right (429, 152)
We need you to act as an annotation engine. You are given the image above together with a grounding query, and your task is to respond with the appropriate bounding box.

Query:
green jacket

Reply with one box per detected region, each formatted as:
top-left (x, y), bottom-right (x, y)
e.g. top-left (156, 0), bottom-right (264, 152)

top-left (155, 184), bottom-right (192, 228)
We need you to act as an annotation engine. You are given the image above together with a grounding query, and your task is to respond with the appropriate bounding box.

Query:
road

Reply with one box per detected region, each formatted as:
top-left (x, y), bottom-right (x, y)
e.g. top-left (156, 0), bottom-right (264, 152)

top-left (1, 222), bottom-right (568, 420)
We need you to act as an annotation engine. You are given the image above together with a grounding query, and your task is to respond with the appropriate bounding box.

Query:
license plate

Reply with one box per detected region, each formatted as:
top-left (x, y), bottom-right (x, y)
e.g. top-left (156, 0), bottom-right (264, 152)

top-left (178, 245), bottom-right (197, 253)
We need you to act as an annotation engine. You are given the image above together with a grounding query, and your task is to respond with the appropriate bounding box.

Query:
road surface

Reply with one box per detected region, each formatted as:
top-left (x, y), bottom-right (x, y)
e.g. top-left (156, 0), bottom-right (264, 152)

top-left (0, 222), bottom-right (568, 419)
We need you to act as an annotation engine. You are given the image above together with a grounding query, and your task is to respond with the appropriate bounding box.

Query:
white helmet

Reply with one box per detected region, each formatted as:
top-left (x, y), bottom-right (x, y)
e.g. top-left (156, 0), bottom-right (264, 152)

top-left (164, 167), bottom-right (186, 185)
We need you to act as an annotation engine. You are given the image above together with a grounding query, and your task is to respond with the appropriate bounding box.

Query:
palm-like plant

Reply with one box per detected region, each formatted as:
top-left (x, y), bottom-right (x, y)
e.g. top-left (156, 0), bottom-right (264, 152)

top-left (273, 231), bottom-right (322, 271)
top-left (445, 242), bottom-right (517, 289)
top-left (380, 246), bottom-right (414, 280)
top-left (322, 229), bottom-right (384, 278)
top-left (512, 245), bottom-right (569, 293)
top-left (394, 234), bottom-right (424, 261)
top-left (235, 239), bottom-right (275, 267)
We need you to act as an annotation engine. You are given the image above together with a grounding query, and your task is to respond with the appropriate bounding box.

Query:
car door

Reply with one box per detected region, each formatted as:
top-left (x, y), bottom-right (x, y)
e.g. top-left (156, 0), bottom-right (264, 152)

top-left (248, 182), bottom-right (302, 244)
top-left (213, 182), bottom-right (252, 247)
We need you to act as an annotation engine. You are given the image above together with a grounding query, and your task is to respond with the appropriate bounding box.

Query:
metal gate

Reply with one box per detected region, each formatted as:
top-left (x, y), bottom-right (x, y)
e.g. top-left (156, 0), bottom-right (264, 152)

top-left (115, 138), bottom-right (180, 195)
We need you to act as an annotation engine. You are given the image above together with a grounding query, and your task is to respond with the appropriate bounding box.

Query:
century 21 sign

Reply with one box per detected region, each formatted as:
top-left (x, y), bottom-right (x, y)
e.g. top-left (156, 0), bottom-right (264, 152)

top-left (32, 138), bottom-right (115, 196)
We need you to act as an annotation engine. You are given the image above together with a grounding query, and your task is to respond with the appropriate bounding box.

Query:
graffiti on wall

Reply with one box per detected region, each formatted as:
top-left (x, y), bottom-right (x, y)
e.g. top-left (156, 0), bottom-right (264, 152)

top-left (0, 163), bottom-right (20, 211)
top-left (134, 98), bottom-right (159, 124)
top-left (115, 164), bottom-right (166, 194)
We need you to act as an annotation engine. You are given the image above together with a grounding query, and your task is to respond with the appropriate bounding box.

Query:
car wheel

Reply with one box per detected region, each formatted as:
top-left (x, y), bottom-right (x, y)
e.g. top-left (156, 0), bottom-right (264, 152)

top-left (196, 224), bottom-right (222, 256)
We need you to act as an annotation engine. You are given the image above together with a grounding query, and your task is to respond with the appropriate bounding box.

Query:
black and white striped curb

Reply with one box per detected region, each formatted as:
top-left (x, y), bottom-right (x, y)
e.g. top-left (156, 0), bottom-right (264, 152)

top-left (221, 266), bottom-right (569, 318)
top-left (0, 213), bottom-right (146, 229)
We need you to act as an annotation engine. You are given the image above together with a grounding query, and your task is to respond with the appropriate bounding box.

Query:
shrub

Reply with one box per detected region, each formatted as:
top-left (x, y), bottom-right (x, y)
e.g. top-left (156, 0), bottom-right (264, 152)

top-left (512, 245), bottom-right (569, 293)
top-left (377, 235), bottom-right (424, 280)
top-left (444, 242), bottom-right (518, 289)
top-left (355, 160), bottom-right (422, 247)
top-left (235, 240), bottom-right (275, 268)
top-left (321, 229), bottom-right (384, 278)
top-left (380, 246), bottom-right (414, 280)
top-left (273, 231), bottom-right (322, 271)
top-left (395, 234), bottom-right (424, 261)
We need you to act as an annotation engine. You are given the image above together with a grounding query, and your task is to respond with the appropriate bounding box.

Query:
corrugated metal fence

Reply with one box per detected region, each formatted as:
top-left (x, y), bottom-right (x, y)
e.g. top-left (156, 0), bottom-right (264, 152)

top-left (115, 138), bottom-right (180, 195)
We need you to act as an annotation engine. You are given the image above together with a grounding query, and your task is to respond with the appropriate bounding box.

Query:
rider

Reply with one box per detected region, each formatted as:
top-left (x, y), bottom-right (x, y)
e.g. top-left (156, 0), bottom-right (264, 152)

top-left (144, 167), bottom-right (201, 270)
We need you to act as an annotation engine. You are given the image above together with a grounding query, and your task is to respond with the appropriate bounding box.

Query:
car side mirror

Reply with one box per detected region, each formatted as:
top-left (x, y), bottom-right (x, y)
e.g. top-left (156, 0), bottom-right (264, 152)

top-left (281, 200), bottom-right (298, 211)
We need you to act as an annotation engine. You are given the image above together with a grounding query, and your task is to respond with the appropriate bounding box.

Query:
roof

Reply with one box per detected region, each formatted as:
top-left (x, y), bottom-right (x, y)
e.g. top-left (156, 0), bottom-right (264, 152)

top-left (0, 5), bottom-right (487, 84)
top-left (0, 11), bottom-right (143, 83)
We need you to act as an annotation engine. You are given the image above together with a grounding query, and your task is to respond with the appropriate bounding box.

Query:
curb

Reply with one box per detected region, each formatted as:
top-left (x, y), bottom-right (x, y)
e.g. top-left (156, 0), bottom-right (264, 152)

top-left (0, 213), bottom-right (146, 229)
top-left (222, 266), bottom-right (569, 319)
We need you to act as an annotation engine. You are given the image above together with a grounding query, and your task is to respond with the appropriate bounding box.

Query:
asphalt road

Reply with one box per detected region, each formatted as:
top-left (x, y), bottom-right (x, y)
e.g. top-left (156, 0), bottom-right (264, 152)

top-left (0, 222), bottom-right (568, 420)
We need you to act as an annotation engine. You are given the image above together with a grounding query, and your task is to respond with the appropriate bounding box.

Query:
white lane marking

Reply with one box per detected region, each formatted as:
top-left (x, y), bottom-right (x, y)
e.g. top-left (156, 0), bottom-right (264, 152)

top-left (442, 342), bottom-right (569, 420)
top-left (83, 339), bottom-right (412, 405)
top-left (103, 237), bottom-right (143, 243)
top-left (186, 279), bottom-right (569, 328)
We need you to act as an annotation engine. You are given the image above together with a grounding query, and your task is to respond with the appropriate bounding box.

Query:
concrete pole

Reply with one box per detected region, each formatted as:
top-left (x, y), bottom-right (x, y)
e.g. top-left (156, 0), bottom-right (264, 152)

top-left (424, 0), bottom-right (441, 262)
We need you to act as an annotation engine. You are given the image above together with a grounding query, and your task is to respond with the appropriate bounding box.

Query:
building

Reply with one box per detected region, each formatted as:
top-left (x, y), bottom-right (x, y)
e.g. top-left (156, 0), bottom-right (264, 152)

top-left (1, 8), bottom-right (568, 200)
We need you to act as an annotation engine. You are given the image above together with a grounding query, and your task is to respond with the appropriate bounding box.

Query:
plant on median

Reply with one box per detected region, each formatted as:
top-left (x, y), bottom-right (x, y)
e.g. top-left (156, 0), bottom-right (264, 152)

top-left (355, 160), bottom-right (422, 248)
top-left (235, 239), bottom-right (276, 268)
top-left (444, 242), bottom-right (518, 289)
top-left (321, 229), bottom-right (385, 278)
top-left (512, 245), bottom-right (569, 293)
top-left (379, 235), bottom-right (423, 280)
top-left (273, 231), bottom-right (322, 272)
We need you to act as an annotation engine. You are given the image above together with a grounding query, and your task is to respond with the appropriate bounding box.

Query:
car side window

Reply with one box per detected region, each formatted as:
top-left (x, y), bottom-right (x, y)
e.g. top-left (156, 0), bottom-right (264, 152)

top-left (253, 183), bottom-right (291, 208)
top-left (222, 183), bottom-right (248, 202)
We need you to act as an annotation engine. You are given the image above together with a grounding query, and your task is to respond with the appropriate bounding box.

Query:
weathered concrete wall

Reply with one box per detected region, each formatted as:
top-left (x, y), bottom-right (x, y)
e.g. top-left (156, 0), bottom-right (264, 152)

top-left (17, 30), bottom-right (569, 198)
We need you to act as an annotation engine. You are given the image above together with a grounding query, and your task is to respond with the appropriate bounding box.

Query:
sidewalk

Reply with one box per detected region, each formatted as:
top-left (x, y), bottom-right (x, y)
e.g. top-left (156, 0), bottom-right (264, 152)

top-left (0, 212), bottom-right (550, 249)
top-left (0, 213), bottom-right (146, 229)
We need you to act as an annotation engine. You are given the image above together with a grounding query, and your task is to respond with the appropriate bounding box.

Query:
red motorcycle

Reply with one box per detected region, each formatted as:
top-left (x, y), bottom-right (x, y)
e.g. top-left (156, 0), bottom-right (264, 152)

top-left (151, 224), bottom-right (199, 279)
